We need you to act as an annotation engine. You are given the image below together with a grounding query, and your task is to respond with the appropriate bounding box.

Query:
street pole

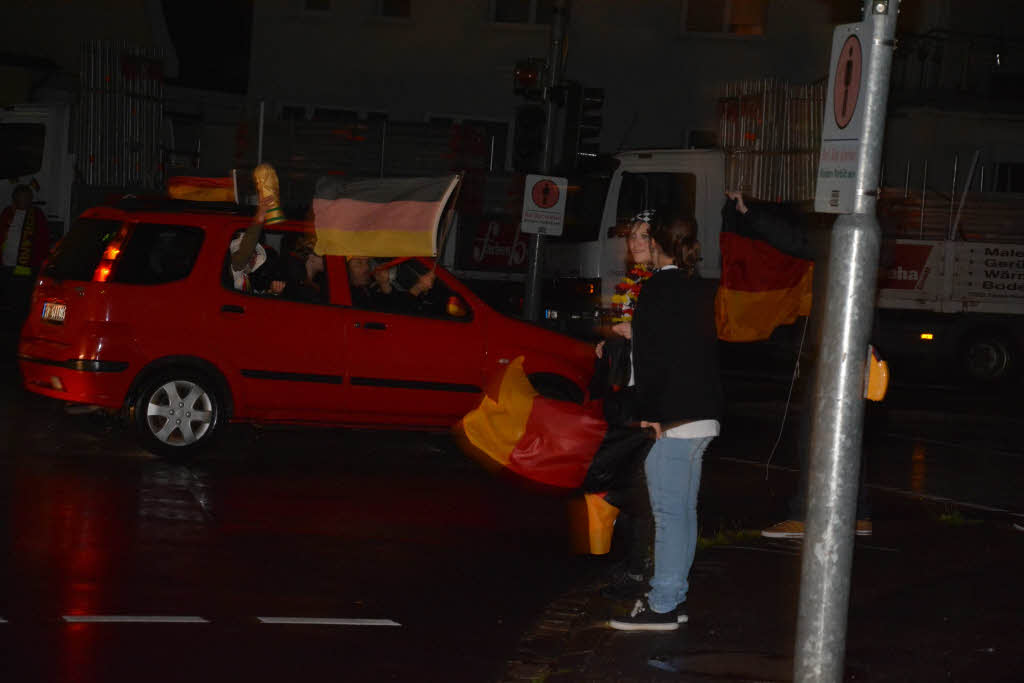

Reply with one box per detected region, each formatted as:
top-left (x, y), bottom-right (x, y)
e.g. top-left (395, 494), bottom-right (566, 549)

top-left (523, 0), bottom-right (568, 322)
top-left (794, 3), bottom-right (898, 682)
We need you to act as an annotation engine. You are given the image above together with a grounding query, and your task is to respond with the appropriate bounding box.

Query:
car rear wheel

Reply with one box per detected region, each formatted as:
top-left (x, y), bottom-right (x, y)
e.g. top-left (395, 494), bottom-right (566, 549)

top-left (133, 369), bottom-right (222, 459)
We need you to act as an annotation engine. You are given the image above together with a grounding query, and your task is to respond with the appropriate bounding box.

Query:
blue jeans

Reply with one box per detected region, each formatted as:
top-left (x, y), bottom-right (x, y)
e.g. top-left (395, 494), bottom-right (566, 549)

top-left (645, 435), bottom-right (714, 613)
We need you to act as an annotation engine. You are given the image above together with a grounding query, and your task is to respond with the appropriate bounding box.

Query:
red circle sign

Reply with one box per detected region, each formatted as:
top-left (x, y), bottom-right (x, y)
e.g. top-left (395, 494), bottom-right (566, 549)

top-left (531, 179), bottom-right (560, 209)
top-left (833, 35), bottom-right (862, 129)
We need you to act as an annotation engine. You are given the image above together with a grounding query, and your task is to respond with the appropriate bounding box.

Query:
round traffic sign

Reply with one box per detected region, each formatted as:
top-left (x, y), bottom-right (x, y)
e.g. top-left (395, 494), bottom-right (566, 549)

top-left (531, 179), bottom-right (560, 209)
top-left (833, 34), bottom-right (862, 129)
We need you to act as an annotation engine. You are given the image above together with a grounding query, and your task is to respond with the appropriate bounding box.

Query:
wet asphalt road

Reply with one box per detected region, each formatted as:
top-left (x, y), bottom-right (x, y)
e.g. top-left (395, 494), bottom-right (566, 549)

top-left (0, 373), bottom-right (593, 682)
top-left (2, 344), bottom-right (1022, 682)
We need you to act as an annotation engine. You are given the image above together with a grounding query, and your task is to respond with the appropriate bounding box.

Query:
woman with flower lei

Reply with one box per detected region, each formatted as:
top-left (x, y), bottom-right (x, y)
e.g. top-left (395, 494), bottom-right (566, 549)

top-left (598, 209), bottom-right (656, 358)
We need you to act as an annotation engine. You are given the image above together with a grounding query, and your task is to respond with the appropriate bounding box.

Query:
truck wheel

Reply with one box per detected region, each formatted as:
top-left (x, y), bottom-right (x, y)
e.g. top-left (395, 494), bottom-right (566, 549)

top-left (528, 372), bottom-right (584, 403)
top-left (961, 332), bottom-right (1015, 383)
top-left (133, 369), bottom-right (223, 459)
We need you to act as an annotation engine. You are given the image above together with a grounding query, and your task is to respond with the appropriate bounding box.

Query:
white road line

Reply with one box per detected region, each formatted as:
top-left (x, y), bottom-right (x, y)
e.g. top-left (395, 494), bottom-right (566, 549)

top-left (257, 617), bottom-right (401, 627)
top-left (0, 617), bottom-right (7, 623)
top-left (62, 616), bottom-right (209, 624)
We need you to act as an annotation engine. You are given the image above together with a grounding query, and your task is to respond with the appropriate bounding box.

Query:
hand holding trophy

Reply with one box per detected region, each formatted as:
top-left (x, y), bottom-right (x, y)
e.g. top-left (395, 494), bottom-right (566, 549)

top-left (253, 163), bottom-right (286, 225)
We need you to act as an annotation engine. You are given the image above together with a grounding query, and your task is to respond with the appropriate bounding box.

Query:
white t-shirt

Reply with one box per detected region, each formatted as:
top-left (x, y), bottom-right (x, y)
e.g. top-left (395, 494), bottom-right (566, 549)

top-left (664, 419), bottom-right (720, 439)
top-left (2, 209), bottom-right (26, 267)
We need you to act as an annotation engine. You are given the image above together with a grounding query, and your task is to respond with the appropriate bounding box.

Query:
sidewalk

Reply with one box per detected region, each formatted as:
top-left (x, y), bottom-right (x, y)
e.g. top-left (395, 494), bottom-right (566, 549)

top-left (501, 445), bottom-right (1024, 682)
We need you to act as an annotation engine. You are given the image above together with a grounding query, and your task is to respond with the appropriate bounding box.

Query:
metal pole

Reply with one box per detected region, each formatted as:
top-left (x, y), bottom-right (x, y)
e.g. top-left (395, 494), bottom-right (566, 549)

top-left (523, 0), bottom-right (568, 322)
top-left (920, 160), bottom-right (928, 238)
top-left (794, 2), bottom-right (898, 682)
top-left (257, 100), bottom-right (265, 165)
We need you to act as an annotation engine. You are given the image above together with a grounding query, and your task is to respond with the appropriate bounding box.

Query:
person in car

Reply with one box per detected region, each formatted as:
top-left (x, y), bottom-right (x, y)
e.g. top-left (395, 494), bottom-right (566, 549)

top-left (273, 231), bottom-right (325, 302)
top-left (229, 197), bottom-right (283, 294)
top-left (348, 256), bottom-right (437, 312)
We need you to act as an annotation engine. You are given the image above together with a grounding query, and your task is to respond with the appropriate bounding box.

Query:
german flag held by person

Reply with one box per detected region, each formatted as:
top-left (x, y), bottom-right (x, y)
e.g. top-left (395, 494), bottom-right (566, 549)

top-left (715, 192), bottom-right (813, 342)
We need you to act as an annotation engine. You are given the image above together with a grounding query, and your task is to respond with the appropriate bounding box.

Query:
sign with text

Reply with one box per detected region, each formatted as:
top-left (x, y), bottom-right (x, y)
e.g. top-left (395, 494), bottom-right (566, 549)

top-left (520, 174), bottom-right (567, 236)
top-left (815, 21), bottom-right (874, 214)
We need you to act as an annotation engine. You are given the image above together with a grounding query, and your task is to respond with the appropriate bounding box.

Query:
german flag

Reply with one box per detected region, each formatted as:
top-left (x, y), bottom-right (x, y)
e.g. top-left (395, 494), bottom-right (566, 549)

top-left (715, 200), bottom-right (813, 342)
top-left (167, 175), bottom-right (237, 202)
top-left (313, 175), bottom-right (460, 257)
top-left (454, 357), bottom-right (653, 554)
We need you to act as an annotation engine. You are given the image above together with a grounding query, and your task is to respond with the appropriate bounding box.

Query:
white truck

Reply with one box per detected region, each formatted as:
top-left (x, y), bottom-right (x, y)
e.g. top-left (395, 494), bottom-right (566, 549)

top-left (0, 104), bottom-right (75, 239)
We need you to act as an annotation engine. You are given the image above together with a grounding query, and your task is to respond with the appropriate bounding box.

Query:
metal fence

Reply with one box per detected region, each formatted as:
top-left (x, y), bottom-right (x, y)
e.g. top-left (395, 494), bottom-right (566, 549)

top-left (78, 40), bottom-right (164, 188)
top-left (718, 78), bottom-right (826, 202)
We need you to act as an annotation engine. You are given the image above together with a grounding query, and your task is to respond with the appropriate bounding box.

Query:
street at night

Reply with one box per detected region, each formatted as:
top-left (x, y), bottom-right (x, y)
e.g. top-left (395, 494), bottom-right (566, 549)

top-left (2, 341), bottom-right (1022, 681)
top-left (5, 1), bottom-right (1024, 680)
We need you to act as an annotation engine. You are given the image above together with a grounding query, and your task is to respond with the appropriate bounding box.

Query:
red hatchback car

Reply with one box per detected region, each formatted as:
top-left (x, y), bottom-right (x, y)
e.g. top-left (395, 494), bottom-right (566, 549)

top-left (18, 199), bottom-right (594, 459)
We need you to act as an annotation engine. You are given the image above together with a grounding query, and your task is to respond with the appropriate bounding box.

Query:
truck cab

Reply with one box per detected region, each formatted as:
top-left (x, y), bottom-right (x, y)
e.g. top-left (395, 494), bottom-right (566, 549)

top-left (0, 104), bottom-right (74, 240)
top-left (540, 149), bottom-right (725, 337)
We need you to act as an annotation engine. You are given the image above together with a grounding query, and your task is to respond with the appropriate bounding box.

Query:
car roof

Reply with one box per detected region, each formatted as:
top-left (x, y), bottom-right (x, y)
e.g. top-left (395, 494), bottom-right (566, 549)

top-left (80, 198), bottom-right (312, 233)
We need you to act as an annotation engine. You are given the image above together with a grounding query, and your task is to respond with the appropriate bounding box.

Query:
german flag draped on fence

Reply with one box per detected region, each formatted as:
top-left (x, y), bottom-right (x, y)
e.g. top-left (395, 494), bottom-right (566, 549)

top-left (715, 199), bottom-right (813, 342)
top-left (312, 175), bottom-right (461, 257)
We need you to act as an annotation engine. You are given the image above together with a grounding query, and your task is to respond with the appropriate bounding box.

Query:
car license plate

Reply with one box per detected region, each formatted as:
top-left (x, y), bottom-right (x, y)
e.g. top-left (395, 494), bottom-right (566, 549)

top-left (41, 302), bottom-right (67, 324)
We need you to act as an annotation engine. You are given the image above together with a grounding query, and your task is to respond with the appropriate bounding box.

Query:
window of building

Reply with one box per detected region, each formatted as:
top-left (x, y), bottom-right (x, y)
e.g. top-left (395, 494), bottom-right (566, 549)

top-left (681, 0), bottom-right (765, 36)
top-left (491, 0), bottom-right (552, 25)
top-left (377, 0), bottom-right (411, 18)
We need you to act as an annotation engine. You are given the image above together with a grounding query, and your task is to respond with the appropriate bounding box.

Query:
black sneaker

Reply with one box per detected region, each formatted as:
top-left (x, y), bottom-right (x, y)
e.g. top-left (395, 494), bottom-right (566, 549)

top-left (609, 598), bottom-right (679, 631)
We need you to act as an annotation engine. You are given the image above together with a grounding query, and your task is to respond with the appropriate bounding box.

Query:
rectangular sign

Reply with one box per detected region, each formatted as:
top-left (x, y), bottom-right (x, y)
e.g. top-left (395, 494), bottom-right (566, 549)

top-left (815, 21), bottom-right (874, 214)
top-left (520, 174), bottom-right (568, 236)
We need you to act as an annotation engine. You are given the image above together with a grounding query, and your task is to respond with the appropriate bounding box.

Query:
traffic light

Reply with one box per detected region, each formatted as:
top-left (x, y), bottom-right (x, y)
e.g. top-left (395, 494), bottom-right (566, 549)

top-left (512, 104), bottom-right (546, 172)
top-left (562, 82), bottom-right (604, 170)
top-left (513, 59), bottom-right (547, 101)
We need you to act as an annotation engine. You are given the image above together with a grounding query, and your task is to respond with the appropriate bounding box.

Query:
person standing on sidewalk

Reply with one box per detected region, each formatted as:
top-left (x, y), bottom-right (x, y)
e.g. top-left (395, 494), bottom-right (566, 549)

top-left (609, 211), bottom-right (723, 631)
top-left (1, 185), bottom-right (50, 326)
top-left (723, 191), bottom-right (875, 540)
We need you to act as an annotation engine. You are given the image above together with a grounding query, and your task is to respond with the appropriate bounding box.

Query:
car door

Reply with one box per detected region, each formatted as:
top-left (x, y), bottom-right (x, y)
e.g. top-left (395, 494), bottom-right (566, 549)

top-left (340, 258), bottom-right (486, 425)
top-left (206, 228), bottom-right (348, 421)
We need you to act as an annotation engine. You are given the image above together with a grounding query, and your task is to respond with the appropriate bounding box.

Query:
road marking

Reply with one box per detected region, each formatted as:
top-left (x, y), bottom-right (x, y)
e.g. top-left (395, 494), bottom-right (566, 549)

top-left (0, 617), bottom-right (7, 623)
top-left (257, 617), bottom-right (401, 627)
top-left (62, 616), bottom-right (209, 623)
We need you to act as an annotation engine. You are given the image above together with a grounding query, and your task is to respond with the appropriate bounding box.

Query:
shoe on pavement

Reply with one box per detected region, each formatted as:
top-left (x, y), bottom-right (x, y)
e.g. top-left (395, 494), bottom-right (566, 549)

top-left (762, 520), bottom-right (804, 539)
top-left (856, 519), bottom-right (873, 536)
top-left (609, 598), bottom-right (679, 631)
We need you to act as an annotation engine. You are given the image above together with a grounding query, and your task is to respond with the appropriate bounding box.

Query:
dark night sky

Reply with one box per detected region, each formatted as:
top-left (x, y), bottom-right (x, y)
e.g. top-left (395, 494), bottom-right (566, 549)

top-left (163, 0), bottom-right (253, 93)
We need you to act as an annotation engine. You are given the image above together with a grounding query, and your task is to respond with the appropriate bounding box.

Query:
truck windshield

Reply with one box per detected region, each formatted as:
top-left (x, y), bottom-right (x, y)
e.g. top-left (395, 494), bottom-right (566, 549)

top-left (0, 123), bottom-right (45, 180)
top-left (615, 172), bottom-right (697, 231)
top-left (546, 173), bottom-right (612, 243)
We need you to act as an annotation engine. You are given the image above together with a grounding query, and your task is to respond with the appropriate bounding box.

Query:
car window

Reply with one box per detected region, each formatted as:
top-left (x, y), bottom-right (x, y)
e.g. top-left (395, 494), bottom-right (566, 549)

top-left (45, 218), bottom-right (123, 281)
top-left (346, 257), bottom-right (471, 320)
top-left (221, 228), bottom-right (329, 304)
top-left (112, 223), bottom-right (204, 284)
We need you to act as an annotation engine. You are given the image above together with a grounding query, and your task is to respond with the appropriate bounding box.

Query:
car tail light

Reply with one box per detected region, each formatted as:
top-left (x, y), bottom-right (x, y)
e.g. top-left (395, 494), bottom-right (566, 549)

top-left (93, 224), bottom-right (131, 282)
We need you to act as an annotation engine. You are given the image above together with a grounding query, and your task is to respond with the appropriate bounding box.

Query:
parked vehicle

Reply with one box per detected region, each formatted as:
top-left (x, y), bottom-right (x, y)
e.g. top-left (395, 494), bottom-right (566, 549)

top-left (17, 198), bottom-right (595, 459)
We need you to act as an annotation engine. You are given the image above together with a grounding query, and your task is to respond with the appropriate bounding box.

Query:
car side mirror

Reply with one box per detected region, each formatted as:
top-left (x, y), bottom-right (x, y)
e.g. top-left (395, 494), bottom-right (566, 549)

top-left (446, 295), bottom-right (469, 318)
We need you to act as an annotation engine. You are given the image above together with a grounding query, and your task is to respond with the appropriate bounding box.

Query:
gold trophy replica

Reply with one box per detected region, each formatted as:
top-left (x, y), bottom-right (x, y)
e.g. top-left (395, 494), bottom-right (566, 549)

top-left (253, 163), bottom-right (286, 224)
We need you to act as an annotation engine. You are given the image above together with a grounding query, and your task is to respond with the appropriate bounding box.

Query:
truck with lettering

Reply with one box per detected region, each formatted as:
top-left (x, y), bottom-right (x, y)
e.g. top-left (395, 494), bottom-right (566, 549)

top-left (873, 191), bottom-right (1024, 382)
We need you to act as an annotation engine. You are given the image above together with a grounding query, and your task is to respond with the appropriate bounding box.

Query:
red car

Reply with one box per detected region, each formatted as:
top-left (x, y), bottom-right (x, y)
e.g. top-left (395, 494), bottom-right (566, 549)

top-left (18, 198), bottom-right (594, 459)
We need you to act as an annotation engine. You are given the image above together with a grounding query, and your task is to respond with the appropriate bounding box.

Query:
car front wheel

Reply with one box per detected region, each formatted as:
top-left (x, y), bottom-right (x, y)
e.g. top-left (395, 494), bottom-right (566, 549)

top-left (133, 370), bottom-right (222, 459)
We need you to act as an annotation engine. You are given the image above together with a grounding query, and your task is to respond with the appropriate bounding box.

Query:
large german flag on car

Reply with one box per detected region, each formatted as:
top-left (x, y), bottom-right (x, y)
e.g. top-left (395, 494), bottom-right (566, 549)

top-left (313, 175), bottom-right (461, 257)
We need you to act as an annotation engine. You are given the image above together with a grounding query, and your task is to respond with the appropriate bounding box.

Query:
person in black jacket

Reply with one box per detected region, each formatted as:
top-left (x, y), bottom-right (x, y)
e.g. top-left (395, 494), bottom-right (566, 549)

top-left (609, 211), bottom-right (723, 631)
